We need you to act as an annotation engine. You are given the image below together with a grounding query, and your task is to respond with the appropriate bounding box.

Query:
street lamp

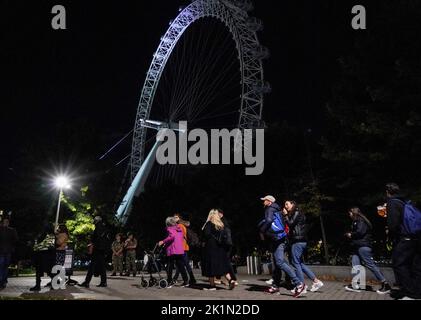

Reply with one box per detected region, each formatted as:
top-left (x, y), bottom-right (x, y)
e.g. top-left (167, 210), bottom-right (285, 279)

top-left (54, 176), bottom-right (71, 229)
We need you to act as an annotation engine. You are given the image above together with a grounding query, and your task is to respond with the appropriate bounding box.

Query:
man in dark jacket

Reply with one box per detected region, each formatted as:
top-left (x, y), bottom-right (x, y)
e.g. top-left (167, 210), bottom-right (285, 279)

top-left (386, 183), bottom-right (421, 299)
top-left (79, 216), bottom-right (108, 288)
top-left (259, 196), bottom-right (305, 297)
top-left (0, 217), bottom-right (18, 289)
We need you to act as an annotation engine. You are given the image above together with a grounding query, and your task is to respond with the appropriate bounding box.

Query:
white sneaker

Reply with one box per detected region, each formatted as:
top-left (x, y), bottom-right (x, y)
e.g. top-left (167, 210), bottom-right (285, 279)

top-left (291, 285), bottom-right (308, 294)
top-left (345, 284), bottom-right (362, 293)
top-left (310, 281), bottom-right (324, 292)
top-left (265, 279), bottom-right (274, 285)
top-left (293, 284), bottom-right (307, 298)
top-left (399, 296), bottom-right (416, 300)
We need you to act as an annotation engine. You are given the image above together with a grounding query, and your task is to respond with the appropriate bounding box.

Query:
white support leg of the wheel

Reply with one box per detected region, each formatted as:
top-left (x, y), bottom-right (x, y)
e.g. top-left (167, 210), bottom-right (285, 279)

top-left (117, 139), bottom-right (163, 224)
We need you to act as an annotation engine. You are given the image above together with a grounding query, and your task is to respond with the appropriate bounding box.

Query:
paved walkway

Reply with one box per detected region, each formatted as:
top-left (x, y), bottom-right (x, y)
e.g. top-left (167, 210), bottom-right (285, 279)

top-left (0, 272), bottom-right (393, 300)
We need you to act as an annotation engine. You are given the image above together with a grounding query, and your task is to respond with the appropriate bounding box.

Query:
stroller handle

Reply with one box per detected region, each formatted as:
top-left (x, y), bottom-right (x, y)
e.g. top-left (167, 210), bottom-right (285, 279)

top-left (152, 243), bottom-right (160, 253)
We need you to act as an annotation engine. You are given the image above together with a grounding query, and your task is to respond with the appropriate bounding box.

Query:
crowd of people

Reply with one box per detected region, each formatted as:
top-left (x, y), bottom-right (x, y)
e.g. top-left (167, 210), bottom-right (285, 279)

top-left (0, 183), bottom-right (420, 300)
top-left (259, 183), bottom-right (421, 299)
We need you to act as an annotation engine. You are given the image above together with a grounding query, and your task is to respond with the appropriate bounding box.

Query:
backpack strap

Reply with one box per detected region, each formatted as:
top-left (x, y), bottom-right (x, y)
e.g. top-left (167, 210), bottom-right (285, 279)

top-left (390, 198), bottom-right (407, 205)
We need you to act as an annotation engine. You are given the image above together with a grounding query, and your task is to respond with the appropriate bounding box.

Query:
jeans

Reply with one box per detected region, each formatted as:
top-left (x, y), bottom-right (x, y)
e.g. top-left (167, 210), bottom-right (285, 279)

top-left (0, 254), bottom-right (11, 286)
top-left (273, 241), bottom-right (301, 286)
top-left (392, 239), bottom-right (421, 298)
top-left (352, 246), bottom-right (386, 282)
top-left (291, 242), bottom-right (316, 283)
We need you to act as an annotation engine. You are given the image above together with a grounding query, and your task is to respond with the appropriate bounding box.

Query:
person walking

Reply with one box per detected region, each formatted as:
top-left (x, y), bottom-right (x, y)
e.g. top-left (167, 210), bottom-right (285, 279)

top-left (111, 233), bottom-right (124, 276)
top-left (30, 223), bottom-right (56, 291)
top-left (283, 201), bottom-right (324, 293)
top-left (201, 209), bottom-right (236, 291)
top-left (217, 209), bottom-right (238, 286)
top-left (0, 217), bottom-right (18, 290)
top-left (258, 195), bottom-right (306, 297)
top-left (344, 207), bottom-right (391, 294)
top-left (124, 233), bottom-right (138, 277)
top-left (385, 183), bottom-right (421, 300)
top-left (79, 216), bottom-right (108, 288)
top-left (173, 214), bottom-right (196, 285)
top-left (158, 217), bottom-right (189, 288)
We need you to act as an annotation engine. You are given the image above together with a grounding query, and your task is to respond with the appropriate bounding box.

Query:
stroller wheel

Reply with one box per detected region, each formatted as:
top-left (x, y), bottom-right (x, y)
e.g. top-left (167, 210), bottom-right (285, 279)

top-left (159, 279), bottom-right (168, 289)
top-left (149, 278), bottom-right (157, 287)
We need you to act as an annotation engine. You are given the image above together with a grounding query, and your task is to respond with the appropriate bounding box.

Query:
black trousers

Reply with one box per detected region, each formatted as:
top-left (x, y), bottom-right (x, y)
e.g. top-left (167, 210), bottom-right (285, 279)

top-left (167, 255), bottom-right (188, 283)
top-left (85, 251), bottom-right (107, 285)
top-left (392, 238), bottom-right (421, 298)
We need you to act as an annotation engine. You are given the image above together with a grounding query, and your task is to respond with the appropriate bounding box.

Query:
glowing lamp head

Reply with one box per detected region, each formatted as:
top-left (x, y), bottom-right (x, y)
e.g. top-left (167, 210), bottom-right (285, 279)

top-left (55, 176), bottom-right (71, 189)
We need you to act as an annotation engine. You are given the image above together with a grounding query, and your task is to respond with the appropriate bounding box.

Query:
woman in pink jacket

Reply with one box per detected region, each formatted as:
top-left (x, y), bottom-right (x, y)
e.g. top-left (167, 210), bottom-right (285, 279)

top-left (158, 217), bottom-right (189, 287)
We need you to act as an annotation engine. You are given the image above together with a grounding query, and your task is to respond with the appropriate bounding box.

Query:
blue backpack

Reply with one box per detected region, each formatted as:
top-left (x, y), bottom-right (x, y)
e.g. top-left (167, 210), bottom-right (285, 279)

top-left (270, 212), bottom-right (288, 240)
top-left (395, 200), bottom-right (421, 236)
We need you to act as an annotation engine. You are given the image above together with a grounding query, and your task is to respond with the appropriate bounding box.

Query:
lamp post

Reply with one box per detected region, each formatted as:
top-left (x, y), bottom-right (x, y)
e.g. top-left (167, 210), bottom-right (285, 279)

top-left (54, 176), bottom-right (70, 230)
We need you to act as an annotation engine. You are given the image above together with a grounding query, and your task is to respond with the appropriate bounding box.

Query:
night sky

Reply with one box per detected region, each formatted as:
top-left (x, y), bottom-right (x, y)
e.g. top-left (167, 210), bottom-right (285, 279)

top-left (1, 0), bottom-right (362, 185)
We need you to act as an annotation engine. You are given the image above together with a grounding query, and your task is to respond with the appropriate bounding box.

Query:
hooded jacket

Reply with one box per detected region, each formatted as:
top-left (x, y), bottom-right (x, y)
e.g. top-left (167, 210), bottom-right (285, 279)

top-left (162, 225), bottom-right (185, 256)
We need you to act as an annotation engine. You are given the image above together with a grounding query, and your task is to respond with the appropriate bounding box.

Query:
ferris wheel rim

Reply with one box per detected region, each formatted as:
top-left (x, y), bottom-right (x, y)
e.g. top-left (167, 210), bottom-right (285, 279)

top-left (130, 0), bottom-right (266, 180)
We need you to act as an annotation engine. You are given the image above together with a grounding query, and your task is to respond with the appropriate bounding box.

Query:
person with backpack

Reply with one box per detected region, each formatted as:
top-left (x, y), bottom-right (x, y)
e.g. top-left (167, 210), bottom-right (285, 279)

top-left (344, 207), bottom-right (391, 294)
top-left (172, 213), bottom-right (196, 285)
top-left (283, 200), bottom-right (324, 293)
top-left (201, 209), bottom-right (235, 290)
top-left (386, 183), bottom-right (421, 300)
top-left (258, 195), bottom-right (306, 297)
top-left (79, 216), bottom-right (108, 288)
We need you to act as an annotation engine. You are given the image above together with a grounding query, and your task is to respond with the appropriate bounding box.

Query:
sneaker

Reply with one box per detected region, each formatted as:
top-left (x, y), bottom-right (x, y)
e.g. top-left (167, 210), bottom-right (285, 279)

top-left (345, 284), bottom-right (362, 293)
top-left (265, 279), bottom-right (274, 285)
top-left (78, 282), bottom-right (90, 288)
top-left (96, 283), bottom-right (107, 288)
top-left (228, 280), bottom-right (236, 290)
top-left (181, 282), bottom-right (190, 288)
top-left (291, 285), bottom-right (308, 294)
top-left (293, 284), bottom-right (307, 298)
top-left (310, 281), bottom-right (324, 292)
top-left (214, 280), bottom-right (222, 285)
top-left (167, 281), bottom-right (176, 288)
top-left (29, 285), bottom-right (41, 292)
top-left (203, 286), bottom-right (217, 291)
top-left (399, 296), bottom-right (416, 300)
top-left (265, 286), bottom-right (280, 294)
top-left (376, 282), bottom-right (391, 295)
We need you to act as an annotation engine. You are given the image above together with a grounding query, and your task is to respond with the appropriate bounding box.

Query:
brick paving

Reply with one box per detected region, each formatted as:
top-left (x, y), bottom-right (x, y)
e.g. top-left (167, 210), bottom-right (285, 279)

top-left (0, 271), bottom-right (394, 300)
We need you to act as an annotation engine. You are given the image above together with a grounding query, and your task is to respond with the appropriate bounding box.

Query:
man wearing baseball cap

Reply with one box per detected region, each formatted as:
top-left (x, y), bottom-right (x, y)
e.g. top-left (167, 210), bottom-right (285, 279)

top-left (258, 195), bottom-right (306, 297)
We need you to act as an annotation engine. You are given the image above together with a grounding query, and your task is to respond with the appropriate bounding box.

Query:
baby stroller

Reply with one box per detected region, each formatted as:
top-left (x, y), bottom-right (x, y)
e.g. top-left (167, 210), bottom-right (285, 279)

top-left (140, 244), bottom-right (168, 288)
